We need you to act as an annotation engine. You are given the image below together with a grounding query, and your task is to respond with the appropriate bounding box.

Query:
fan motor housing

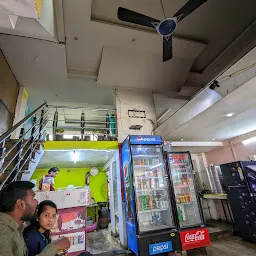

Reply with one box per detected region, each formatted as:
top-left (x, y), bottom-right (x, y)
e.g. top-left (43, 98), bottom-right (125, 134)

top-left (154, 17), bottom-right (177, 38)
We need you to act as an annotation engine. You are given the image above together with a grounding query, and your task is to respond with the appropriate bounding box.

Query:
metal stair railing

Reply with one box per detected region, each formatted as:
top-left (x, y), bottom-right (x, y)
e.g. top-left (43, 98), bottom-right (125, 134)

top-left (0, 102), bottom-right (48, 189)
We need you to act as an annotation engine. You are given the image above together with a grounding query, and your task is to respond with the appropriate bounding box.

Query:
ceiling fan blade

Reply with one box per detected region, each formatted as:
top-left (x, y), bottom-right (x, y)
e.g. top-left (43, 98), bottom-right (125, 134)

top-left (173, 0), bottom-right (208, 23)
top-left (163, 36), bottom-right (173, 62)
top-left (118, 7), bottom-right (159, 28)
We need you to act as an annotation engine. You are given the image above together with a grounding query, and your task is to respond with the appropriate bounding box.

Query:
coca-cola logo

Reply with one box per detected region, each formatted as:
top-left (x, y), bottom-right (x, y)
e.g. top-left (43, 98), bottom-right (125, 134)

top-left (185, 231), bottom-right (205, 243)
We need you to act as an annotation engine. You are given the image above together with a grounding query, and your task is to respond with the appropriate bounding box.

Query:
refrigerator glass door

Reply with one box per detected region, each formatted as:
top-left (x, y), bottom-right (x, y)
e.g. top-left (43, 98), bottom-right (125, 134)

top-left (168, 153), bottom-right (202, 228)
top-left (131, 145), bottom-right (175, 234)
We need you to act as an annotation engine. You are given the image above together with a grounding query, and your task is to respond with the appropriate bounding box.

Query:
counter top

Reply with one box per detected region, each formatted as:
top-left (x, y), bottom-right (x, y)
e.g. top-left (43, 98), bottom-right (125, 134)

top-left (203, 194), bottom-right (227, 200)
top-left (35, 189), bottom-right (90, 209)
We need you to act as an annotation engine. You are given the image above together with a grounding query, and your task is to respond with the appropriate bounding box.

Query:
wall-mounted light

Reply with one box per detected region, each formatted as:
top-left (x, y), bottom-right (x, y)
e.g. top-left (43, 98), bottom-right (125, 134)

top-left (242, 137), bottom-right (256, 145)
top-left (72, 151), bottom-right (78, 163)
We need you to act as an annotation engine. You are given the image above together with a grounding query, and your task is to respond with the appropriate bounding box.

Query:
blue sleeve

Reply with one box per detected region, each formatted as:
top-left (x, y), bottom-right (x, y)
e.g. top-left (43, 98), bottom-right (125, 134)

top-left (24, 231), bottom-right (41, 256)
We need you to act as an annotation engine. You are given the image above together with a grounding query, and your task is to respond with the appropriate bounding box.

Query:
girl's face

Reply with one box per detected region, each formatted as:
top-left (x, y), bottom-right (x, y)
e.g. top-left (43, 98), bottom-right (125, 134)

top-left (38, 206), bottom-right (57, 231)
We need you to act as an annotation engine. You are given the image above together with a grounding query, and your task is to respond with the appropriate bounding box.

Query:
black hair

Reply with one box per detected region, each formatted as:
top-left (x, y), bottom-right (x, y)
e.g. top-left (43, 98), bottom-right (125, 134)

top-left (0, 181), bottom-right (35, 212)
top-left (48, 167), bottom-right (59, 174)
top-left (36, 200), bottom-right (57, 241)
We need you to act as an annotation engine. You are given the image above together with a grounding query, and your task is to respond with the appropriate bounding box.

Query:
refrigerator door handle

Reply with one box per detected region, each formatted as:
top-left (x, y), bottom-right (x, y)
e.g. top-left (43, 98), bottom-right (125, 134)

top-left (228, 186), bottom-right (246, 188)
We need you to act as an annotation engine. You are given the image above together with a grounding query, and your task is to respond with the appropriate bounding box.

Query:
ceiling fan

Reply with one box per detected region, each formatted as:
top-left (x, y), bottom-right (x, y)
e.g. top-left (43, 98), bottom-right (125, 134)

top-left (117, 0), bottom-right (208, 62)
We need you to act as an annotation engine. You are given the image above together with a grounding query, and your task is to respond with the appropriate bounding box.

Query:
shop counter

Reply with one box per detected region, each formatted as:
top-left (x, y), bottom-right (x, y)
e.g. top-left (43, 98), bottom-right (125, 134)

top-left (36, 189), bottom-right (90, 256)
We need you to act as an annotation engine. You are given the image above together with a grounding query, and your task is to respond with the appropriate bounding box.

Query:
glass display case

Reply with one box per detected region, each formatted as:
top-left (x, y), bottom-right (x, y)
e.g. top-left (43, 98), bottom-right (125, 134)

top-left (131, 145), bottom-right (175, 233)
top-left (168, 152), bottom-right (203, 229)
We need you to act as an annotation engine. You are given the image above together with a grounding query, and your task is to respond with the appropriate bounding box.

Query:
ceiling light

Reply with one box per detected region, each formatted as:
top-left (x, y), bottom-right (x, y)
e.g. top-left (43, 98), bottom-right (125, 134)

top-left (242, 137), bottom-right (256, 145)
top-left (72, 151), bottom-right (78, 163)
top-left (211, 139), bottom-right (215, 141)
top-left (226, 113), bottom-right (234, 117)
top-left (180, 139), bottom-right (184, 141)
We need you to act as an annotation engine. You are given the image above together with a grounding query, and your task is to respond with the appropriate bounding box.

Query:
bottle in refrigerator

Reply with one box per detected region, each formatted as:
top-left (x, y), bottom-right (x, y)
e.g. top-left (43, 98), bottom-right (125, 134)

top-left (137, 198), bottom-right (141, 211)
top-left (149, 196), bottom-right (153, 209)
top-left (178, 207), bottom-right (184, 222)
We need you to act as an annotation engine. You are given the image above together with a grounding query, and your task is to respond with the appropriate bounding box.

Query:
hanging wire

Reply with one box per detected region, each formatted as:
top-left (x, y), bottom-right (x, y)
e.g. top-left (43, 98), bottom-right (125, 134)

top-left (160, 0), bottom-right (166, 19)
top-left (217, 61), bottom-right (256, 81)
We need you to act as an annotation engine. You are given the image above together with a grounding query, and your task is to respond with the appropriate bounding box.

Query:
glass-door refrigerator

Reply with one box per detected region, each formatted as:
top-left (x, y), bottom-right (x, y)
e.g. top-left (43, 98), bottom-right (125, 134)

top-left (121, 135), bottom-right (181, 256)
top-left (166, 152), bottom-right (210, 251)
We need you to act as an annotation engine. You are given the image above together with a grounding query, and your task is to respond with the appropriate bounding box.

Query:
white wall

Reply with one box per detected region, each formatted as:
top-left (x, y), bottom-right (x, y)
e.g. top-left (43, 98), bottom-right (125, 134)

top-left (115, 89), bottom-right (157, 143)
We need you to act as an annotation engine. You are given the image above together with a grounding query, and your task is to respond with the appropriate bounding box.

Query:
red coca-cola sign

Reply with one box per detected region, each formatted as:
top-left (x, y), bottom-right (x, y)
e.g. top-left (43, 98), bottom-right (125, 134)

top-left (180, 228), bottom-right (210, 250)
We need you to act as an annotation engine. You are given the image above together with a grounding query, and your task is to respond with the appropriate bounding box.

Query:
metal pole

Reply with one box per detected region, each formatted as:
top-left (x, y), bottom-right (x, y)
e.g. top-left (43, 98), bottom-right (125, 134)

top-left (9, 128), bottom-right (25, 182)
top-left (81, 112), bottom-right (85, 141)
top-left (38, 108), bottom-right (45, 141)
top-left (53, 109), bottom-right (58, 141)
top-left (29, 116), bottom-right (37, 160)
top-left (0, 141), bottom-right (6, 170)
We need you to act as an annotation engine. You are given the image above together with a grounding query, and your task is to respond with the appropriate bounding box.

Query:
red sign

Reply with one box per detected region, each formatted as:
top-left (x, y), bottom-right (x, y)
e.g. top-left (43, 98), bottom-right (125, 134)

top-left (180, 228), bottom-right (211, 251)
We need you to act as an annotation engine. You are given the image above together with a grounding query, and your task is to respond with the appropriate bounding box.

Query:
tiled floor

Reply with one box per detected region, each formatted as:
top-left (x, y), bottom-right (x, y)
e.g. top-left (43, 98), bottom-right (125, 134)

top-left (188, 237), bottom-right (256, 256)
top-left (87, 226), bottom-right (256, 256)
top-left (87, 228), bottom-right (122, 254)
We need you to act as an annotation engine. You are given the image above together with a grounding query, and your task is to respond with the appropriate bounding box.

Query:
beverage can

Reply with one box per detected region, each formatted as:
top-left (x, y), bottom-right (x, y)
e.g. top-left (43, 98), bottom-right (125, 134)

top-left (74, 235), bottom-right (78, 245)
top-left (78, 234), bottom-right (84, 244)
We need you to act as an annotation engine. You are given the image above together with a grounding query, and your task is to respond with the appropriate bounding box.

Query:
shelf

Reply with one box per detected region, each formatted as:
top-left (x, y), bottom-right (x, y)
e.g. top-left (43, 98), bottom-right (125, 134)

top-left (203, 194), bottom-right (227, 200)
top-left (133, 155), bottom-right (160, 158)
top-left (138, 208), bottom-right (168, 213)
top-left (136, 188), bottom-right (165, 193)
top-left (169, 162), bottom-right (189, 166)
top-left (140, 224), bottom-right (171, 233)
top-left (133, 163), bottom-right (163, 170)
top-left (174, 184), bottom-right (190, 188)
top-left (135, 176), bottom-right (165, 180)
top-left (176, 201), bottom-right (195, 205)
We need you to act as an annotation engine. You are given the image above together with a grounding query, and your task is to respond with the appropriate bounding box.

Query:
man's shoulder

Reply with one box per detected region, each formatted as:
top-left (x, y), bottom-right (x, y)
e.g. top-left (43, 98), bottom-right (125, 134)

top-left (0, 222), bottom-right (15, 240)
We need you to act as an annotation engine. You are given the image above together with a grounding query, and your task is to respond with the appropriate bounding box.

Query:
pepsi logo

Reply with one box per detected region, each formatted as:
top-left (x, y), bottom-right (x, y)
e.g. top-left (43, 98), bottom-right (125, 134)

top-left (137, 136), bottom-right (142, 141)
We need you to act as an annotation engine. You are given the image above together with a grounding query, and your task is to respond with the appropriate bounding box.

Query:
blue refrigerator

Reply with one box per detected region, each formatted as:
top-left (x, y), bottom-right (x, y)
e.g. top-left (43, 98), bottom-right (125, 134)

top-left (121, 135), bottom-right (181, 256)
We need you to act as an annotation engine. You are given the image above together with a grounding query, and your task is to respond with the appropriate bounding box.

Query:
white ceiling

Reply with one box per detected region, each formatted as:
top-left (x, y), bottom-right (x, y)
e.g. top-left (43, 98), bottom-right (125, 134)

top-left (0, 35), bottom-right (114, 109)
top-left (91, 0), bottom-right (256, 71)
top-left (38, 149), bottom-right (115, 168)
top-left (0, 0), bottom-right (256, 148)
top-left (163, 75), bottom-right (256, 142)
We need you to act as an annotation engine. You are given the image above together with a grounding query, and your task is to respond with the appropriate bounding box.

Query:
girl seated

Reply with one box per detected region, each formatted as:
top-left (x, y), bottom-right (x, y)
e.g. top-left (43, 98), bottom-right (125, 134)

top-left (23, 200), bottom-right (61, 256)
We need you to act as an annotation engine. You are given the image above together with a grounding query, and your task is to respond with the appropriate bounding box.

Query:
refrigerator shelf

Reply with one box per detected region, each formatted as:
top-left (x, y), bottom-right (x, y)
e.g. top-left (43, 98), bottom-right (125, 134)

top-left (140, 224), bottom-right (171, 232)
top-left (136, 188), bottom-right (166, 193)
top-left (132, 155), bottom-right (160, 158)
top-left (174, 184), bottom-right (190, 188)
top-left (176, 201), bottom-right (195, 205)
top-left (133, 164), bottom-right (163, 170)
top-left (135, 176), bottom-right (165, 179)
top-left (138, 208), bottom-right (168, 213)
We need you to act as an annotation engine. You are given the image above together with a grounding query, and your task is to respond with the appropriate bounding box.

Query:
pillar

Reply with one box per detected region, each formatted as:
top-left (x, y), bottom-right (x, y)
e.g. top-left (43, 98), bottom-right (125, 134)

top-left (115, 89), bottom-right (157, 143)
top-left (11, 86), bottom-right (28, 139)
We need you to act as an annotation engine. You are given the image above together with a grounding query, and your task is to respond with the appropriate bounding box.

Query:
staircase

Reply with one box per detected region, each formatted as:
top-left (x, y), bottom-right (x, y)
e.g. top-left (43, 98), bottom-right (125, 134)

top-left (0, 102), bottom-right (117, 189)
top-left (0, 103), bottom-right (47, 189)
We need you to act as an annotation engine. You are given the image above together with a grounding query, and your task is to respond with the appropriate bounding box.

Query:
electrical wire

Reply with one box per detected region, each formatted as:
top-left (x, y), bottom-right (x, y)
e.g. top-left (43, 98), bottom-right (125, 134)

top-left (217, 61), bottom-right (256, 82)
top-left (160, 0), bottom-right (166, 19)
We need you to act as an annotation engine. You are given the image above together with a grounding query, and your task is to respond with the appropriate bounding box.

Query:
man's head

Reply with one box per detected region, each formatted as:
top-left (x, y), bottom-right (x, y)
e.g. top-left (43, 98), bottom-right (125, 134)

top-left (0, 181), bottom-right (38, 222)
top-left (48, 167), bottom-right (59, 177)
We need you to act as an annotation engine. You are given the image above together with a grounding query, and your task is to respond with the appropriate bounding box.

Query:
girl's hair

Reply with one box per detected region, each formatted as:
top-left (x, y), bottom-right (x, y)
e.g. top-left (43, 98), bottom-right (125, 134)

top-left (36, 200), bottom-right (57, 241)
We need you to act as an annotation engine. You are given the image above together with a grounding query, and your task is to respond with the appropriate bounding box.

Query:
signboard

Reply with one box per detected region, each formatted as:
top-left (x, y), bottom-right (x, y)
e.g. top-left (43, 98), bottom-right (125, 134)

top-left (149, 241), bottom-right (173, 255)
top-left (130, 135), bottom-right (162, 145)
top-left (180, 228), bottom-right (211, 251)
top-left (52, 231), bottom-right (85, 253)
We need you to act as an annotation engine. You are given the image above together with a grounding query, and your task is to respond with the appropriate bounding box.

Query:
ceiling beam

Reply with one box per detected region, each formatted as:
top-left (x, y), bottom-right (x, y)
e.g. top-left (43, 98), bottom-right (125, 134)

top-left (154, 88), bottom-right (222, 138)
top-left (170, 141), bottom-right (223, 147)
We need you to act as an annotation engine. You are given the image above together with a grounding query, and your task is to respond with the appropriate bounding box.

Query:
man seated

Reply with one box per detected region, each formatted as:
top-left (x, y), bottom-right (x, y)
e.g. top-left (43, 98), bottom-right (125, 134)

top-left (0, 181), bottom-right (70, 256)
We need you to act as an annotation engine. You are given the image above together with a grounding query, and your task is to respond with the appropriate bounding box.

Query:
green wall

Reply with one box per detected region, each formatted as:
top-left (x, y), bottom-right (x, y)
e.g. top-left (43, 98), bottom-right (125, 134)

top-left (31, 167), bottom-right (108, 203)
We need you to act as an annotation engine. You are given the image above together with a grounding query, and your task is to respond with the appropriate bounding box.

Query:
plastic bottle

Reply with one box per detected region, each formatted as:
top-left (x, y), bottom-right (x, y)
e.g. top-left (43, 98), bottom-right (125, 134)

top-left (178, 207), bottom-right (184, 222)
top-left (149, 196), bottom-right (153, 209)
